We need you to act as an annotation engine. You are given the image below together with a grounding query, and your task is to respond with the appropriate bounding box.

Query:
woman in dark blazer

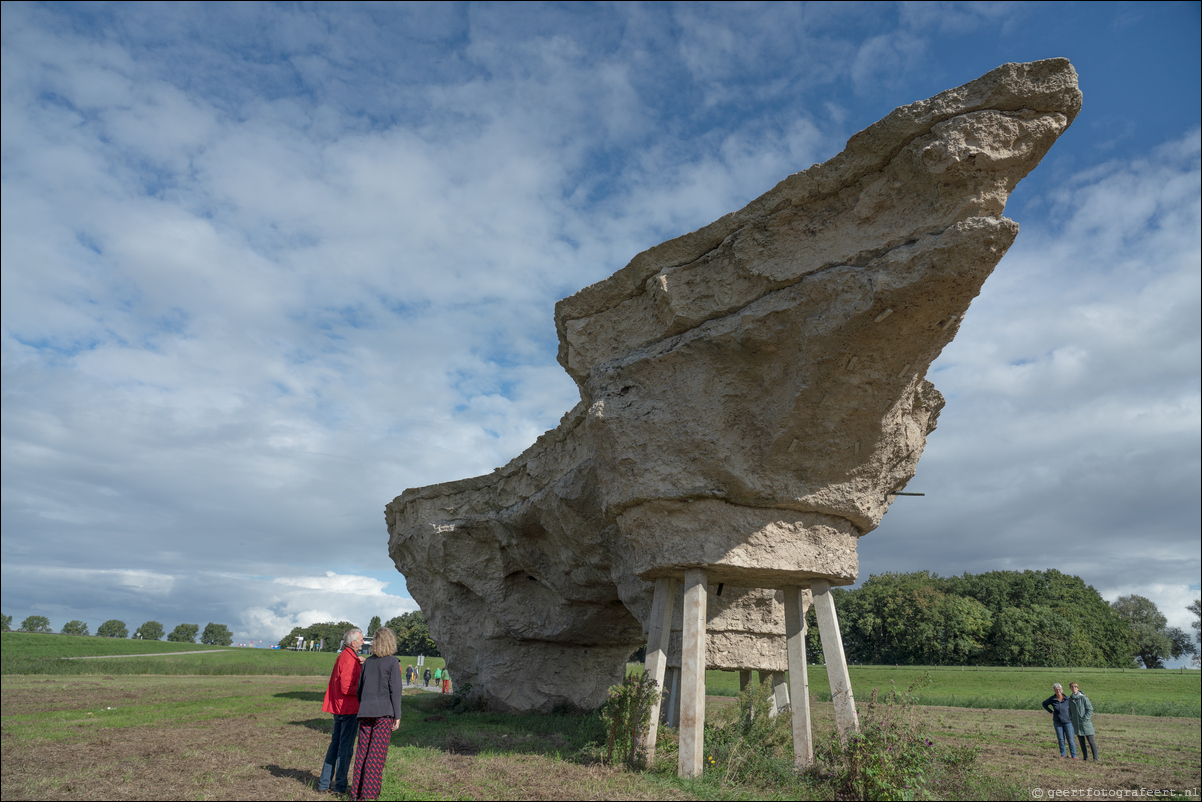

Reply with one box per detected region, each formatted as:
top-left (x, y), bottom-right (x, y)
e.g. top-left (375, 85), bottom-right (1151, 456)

top-left (349, 627), bottom-right (403, 801)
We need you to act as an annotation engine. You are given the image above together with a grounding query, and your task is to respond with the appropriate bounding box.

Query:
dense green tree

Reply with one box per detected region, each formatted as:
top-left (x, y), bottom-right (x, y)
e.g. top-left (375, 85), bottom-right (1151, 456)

top-left (368, 615), bottom-right (382, 635)
top-left (835, 573), bottom-right (990, 665)
top-left (97, 619), bottom-right (128, 638)
top-left (2, 614), bottom-right (12, 632)
top-left (1110, 595), bottom-right (1191, 668)
top-left (168, 623), bottom-right (199, 643)
top-left (384, 611), bottom-right (440, 657)
top-left (201, 623), bottom-right (233, 646)
top-left (277, 621), bottom-right (358, 652)
top-left (20, 615), bottom-right (52, 633)
top-left (828, 569), bottom-right (1131, 667)
top-left (134, 621), bottom-right (165, 640)
top-left (61, 620), bottom-right (90, 636)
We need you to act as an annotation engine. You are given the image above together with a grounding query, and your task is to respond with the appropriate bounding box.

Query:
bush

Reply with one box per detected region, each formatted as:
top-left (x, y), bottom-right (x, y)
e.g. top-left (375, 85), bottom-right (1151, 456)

top-left (600, 670), bottom-right (660, 768)
top-left (201, 623), bottom-right (233, 646)
top-left (134, 621), bottom-right (164, 641)
top-left (19, 616), bottom-right (52, 633)
top-left (813, 674), bottom-right (990, 801)
top-left (97, 620), bottom-right (128, 638)
top-left (61, 620), bottom-right (89, 636)
top-left (168, 623), bottom-right (199, 643)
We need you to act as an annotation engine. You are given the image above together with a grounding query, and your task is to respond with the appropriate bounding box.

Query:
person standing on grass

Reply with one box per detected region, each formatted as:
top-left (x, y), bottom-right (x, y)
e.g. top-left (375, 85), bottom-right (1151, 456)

top-left (350, 627), bottom-right (403, 801)
top-left (1042, 682), bottom-right (1077, 759)
top-left (317, 628), bottom-right (366, 794)
top-left (441, 667), bottom-right (450, 695)
top-left (1069, 682), bottom-right (1100, 761)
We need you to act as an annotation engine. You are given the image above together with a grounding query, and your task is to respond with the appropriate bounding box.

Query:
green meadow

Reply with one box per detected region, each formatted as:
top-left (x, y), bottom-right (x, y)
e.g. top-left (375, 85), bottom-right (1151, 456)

top-left (6, 632), bottom-right (1197, 717)
top-left (658, 661), bottom-right (1201, 718)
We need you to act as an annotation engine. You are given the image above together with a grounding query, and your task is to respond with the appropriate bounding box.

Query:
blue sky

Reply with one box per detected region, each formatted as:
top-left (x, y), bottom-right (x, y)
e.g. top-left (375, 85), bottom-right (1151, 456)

top-left (2, 2), bottom-right (1198, 659)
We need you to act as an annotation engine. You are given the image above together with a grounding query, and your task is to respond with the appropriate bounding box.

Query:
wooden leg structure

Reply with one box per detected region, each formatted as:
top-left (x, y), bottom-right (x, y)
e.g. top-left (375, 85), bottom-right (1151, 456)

top-left (644, 572), bottom-right (857, 778)
top-left (812, 579), bottom-right (859, 741)
top-left (783, 586), bottom-right (814, 767)
top-left (642, 577), bottom-right (675, 764)
top-left (678, 568), bottom-right (707, 777)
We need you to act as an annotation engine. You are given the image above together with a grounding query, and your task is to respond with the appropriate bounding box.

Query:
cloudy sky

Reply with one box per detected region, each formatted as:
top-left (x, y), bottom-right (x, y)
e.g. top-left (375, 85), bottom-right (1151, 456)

top-left (2, 2), bottom-right (1198, 658)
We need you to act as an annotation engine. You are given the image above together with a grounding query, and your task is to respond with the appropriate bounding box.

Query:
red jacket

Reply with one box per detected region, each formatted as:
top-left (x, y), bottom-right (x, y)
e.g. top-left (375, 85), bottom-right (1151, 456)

top-left (322, 646), bottom-right (362, 715)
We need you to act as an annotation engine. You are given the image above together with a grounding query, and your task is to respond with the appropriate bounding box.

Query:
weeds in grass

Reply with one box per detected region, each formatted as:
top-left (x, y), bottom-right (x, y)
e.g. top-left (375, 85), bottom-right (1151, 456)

top-left (703, 678), bottom-right (800, 790)
top-left (600, 670), bottom-right (659, 768)
top-left (812, 675), bottom-right (1024, 801)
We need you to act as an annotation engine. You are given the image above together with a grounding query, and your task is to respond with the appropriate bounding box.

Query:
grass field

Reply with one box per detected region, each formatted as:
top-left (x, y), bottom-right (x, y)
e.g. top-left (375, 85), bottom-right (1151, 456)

top-left (6, 633), bottom-right (1198, 717)
top-left (0, 633), bottom-right (449, 678)
top-left (701, 664), bottom-right (1202, 718)
top-left (2, 673), bottom-right (1199, 801)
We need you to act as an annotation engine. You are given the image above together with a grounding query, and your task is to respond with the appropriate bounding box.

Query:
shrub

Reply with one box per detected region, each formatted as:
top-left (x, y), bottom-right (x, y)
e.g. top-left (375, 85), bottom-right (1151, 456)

top-left (61, 620), bottom-right (89, 636)
top-left (814, 674), bottom-right (987, 801)
top-left (600, 669), bottom-right (660, 768)
top-left (97, 620), bottom-right (128, 638)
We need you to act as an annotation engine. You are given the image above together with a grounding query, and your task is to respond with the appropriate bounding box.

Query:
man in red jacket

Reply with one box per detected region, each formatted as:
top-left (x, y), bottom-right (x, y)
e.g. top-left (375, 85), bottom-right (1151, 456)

top-left (317, 628), bottom-right (365, 793)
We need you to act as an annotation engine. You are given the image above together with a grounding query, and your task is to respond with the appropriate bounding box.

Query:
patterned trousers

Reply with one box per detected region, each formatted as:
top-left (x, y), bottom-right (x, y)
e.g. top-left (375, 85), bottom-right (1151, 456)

top-left (350, 716), bottom-right (392, 801)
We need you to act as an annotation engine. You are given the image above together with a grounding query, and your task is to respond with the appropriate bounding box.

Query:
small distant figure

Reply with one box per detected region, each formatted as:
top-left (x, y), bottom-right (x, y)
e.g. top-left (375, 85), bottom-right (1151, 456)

top-left (1042, 682), bottom-right (1077, 759)
top-left (423, 666), bottom-right (432, 687)
top-left (441, 668), bottom-right (451, 695)
top-left (433, 666), bottom-right (442, 691)
top-left (350, 628), bottom-right (403, 801)
top-left (317, 628), bottom-right (365, 793)
top-left (1069, 682), bottom-right (1100, 761)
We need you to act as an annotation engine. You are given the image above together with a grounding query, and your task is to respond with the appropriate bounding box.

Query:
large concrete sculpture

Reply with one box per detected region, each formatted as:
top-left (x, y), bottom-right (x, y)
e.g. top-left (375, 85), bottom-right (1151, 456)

top-left (386, 58), bottom-right (1080, 771)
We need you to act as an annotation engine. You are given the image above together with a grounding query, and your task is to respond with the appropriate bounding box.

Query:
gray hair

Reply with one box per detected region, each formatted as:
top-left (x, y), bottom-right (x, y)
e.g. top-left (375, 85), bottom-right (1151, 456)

top-left (343, 628), bottom-right (363, 648)
top-left (1052, 682), bottom-right (1063, 690)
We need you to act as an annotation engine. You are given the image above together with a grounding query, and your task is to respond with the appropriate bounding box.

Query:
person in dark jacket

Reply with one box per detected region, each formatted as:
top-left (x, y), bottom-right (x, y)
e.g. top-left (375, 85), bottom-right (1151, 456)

top-left (349, 628), bottom-right (403, 801)
top-left (317, 628), bottom-right (364, 793)
top-left (1042, 682), bottom-right (1077, 758)
top-left (423, 666), bottom-right (432, 687)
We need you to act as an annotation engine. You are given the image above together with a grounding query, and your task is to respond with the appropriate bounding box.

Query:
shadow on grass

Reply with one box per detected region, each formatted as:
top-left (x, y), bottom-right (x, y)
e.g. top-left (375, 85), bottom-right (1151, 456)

top-left (379, 693), bottom-right (606, 764)
top-left (262, 763), bottom-right (318, 789)
top-left (275, 690), bottom-right (326, 702)
top-left (289, 717), bottom-right (332, 733)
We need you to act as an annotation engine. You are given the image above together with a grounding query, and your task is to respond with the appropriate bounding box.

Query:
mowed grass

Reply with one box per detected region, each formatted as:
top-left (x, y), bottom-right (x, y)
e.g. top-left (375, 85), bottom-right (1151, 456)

top-left (699, 664), bottom-right (1201, 717)
top-left (2, 673), bottom-right (1199, 801)
top-left (1, 632), bottom-right (450, 678)
top-left (7, 633), bottom-right (1198, 716)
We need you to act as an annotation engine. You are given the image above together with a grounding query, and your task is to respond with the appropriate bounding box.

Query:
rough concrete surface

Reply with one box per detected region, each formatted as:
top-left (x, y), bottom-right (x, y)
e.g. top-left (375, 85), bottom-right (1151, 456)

top-left (385, 59), bottom-right (1080, 713)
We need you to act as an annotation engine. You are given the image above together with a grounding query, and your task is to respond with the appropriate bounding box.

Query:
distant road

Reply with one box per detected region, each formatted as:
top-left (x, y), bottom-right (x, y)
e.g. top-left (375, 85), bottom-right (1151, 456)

top-left (61, 649), bottom-right (234, 659)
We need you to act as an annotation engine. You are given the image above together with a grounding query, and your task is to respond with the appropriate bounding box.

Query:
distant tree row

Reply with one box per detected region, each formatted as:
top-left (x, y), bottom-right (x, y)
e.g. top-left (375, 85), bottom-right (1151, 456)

top-left (807, 571), bottom-right (1198, 669)
top-left (275, 611), bottom-right (440, 656)
top-left (0, 615), bottom-right (232, 646)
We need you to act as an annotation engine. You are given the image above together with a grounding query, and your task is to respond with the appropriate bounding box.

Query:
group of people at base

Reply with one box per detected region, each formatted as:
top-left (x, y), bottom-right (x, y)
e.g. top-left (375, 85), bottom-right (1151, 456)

top-left (318, 627), bottom-right (404, 800)
top-left (1042, 681), bottom-right (1100, 761)
top-left (403, 663), bottom-right (451, 693)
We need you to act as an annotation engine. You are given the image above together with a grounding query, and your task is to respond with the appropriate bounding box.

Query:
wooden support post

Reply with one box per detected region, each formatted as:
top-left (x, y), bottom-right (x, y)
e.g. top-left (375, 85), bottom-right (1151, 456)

top-left (667, 666), bottom-right (681, 727)
top-left (784, 585), bottom-right (813, 768)
top-left (768, 671), bottom-right (790, 719)
top-left (811, 578), bottom-right (859, 741)
top-left (739, 670), bottom-right (751, 691)
top-left (643, 577), bottom-right (676, 765)
top-left (678, 568), bottom-right (707, 777)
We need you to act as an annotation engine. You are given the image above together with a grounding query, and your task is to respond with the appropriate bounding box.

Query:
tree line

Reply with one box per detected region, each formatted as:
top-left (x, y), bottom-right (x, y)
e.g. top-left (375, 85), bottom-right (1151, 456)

top-left (1, 615), bottom-right (233, 646)
top-left (276, 610), bottom-right (439, 656)
top-left (807, 570), bottom-right (1199, 669)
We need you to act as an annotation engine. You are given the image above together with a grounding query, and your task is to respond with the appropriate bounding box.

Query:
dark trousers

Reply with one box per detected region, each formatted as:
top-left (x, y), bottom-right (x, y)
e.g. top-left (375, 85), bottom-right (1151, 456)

top-left (1077, 733), bottom-right (1100, 761)
top-left (318, 713), bottom-right (358, 791)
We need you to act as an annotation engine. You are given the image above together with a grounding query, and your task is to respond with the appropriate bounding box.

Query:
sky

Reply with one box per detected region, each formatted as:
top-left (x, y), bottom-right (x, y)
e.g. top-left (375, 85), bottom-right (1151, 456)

top-left (2, 2), bottom-right (1199, 660)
